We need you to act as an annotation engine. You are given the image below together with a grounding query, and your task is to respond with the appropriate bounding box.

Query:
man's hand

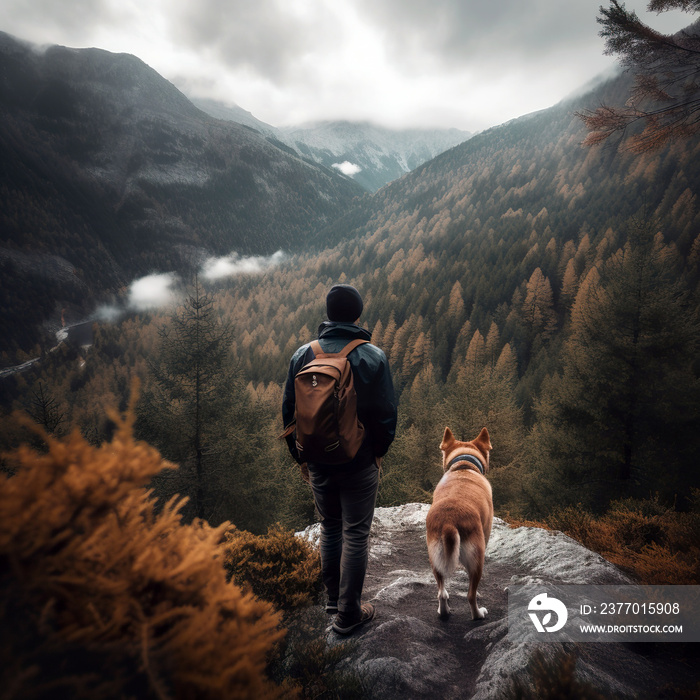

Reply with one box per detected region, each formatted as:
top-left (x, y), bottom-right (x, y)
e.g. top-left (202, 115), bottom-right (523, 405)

top-left (300, 463), bottom-right (310, 484)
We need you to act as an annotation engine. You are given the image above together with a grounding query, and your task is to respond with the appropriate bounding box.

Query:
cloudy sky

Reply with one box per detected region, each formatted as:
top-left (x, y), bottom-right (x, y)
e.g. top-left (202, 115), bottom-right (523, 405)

top-left (0, 0), bottom-right (693, 132)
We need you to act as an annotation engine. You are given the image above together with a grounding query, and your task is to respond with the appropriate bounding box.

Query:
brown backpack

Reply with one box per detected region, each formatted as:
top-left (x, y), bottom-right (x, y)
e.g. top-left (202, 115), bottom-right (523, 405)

top-left (280, 339), bottom-right (368, 464)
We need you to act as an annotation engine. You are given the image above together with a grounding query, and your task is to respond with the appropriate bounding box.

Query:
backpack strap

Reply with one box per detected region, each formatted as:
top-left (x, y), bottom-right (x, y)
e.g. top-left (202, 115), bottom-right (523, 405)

top-left (338, 339), bottom-right (369, 357)
top-left (309, 338), bottom-right (368, 358)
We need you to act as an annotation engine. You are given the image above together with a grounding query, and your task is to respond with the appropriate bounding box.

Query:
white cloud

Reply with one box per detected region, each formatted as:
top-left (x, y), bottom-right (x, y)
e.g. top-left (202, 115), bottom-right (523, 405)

top-left (127, 272), bottom-right (178, 311)
top-left (88, 251), bottom-right (286, 323)
top-left (201, 250), bottom-right (286, 280)
top-left (94, 303), bottom-right (123, 322)
top-left (1, 0), bottom-right (693, 132)
top-left (332, 161), bottom-right (362, 176)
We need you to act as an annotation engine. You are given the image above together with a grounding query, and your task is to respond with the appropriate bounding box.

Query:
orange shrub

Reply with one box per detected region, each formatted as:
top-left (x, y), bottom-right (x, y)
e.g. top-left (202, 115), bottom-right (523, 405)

top-left (224, 524), bottom-right (323, 615)
top-left (0, 393), bottom-right (289, 699)
top-left (543, 498), bottom-right (700, 585)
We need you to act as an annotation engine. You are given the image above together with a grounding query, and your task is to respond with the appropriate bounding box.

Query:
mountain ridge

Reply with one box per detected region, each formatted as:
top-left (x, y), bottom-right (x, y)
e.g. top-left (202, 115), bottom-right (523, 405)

top-left (308, 66), bottom-right (699, 258)
top-left (191, 96), bottom-right (472, 192)
top-left (0, 31), bottom-right (365, 352)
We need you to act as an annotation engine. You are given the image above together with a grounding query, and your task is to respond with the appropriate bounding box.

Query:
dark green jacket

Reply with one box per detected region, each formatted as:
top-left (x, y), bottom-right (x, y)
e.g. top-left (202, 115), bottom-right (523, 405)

top-left (282, 321), bottom-right (397, 469)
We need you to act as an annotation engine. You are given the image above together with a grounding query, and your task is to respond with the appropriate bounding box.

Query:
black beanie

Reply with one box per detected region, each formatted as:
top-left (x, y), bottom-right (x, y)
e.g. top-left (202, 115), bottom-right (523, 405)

top-left (326, 284), bottom-right (363, 322)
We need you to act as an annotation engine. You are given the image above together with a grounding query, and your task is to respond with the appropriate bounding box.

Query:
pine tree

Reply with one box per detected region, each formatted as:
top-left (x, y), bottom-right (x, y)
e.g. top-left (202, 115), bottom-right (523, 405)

top-left (447, 280), bottom-right (466, 321)
top-left (380, 363), bottom-right (445, 505)
top-left (23, 381), bottom-right (65, 434)
top-left (578, 0), bottom-right (700, 151)
top-left (138, 279), bottom-right (244, 522)
top-left (464, 329), bottom-right (486, 373)
top-left (522, 268), bottom-right (557, 340)
top-left (494, 343), bottom-right (519, 385)
top-left (560, 258), bottom-right (579, 307)
top-left (484, 321), bottom-right (501, 370)
top-left (529, 220), bottom-right (700, 510)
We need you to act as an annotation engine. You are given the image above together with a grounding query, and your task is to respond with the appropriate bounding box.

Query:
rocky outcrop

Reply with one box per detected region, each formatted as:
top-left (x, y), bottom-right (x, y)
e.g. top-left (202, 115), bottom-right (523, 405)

top-left (299, 504), bottom-right (694, 699)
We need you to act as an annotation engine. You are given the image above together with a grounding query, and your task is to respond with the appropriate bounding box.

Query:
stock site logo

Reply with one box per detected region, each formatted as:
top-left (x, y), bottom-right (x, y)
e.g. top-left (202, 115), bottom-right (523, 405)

top-left (528, 592), bottom-right (568, 633)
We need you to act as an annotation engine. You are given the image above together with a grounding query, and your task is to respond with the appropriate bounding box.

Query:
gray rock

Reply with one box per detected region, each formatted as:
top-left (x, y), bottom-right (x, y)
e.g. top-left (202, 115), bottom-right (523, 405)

top-left (298, 503), bottom-right (694, 699)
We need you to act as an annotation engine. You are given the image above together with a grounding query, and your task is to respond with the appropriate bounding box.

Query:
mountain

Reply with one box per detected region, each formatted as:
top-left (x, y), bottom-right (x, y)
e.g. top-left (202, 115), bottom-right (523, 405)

top-left (278, 121), bottom-right (472, 192)
top-left (191, 98), bottom-right (471, 192)
top-left (0, 32), bottom-right (364, 352)
top-left (306, 68), bottom-right (700, 269)
top-left (189, 97), bottom-right (279, 138)
top-left (187, 63), bottom-right (700, 513)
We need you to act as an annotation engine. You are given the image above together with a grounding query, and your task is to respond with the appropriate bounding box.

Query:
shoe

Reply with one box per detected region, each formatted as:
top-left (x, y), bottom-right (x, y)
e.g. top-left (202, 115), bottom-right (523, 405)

top-left (325, 600), bottom-right (339, 614)
top-left (332, 603), bottom-right (375, 635)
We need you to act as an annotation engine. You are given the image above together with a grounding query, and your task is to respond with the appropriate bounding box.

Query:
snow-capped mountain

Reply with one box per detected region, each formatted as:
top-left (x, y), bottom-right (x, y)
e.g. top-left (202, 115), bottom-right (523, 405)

top-left (279, 121), bottom-right (472, 192)
top-left (192, 99), bottom-right (471, 192)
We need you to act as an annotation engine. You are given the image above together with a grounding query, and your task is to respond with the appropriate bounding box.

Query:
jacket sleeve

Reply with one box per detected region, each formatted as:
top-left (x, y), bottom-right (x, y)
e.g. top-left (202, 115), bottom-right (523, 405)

top-left (282, 346), bottom-right (309, 464)
top-left (367, 351), bottom-right (397, 458)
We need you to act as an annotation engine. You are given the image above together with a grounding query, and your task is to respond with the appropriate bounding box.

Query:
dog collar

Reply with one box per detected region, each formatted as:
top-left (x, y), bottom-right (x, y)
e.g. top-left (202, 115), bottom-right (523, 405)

top-left (447, 454), bottom-right (485, 475)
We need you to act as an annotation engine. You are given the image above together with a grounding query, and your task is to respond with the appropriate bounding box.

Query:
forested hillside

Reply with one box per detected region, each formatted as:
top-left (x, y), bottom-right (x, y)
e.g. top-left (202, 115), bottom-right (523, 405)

top-left (0, 32), bottom-right (364, 355)
top-left (3, 61), bottom-right (700, 543)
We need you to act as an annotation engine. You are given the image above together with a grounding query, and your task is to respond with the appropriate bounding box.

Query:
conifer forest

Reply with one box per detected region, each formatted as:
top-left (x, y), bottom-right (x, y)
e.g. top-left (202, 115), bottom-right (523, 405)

top-left (5, 86), bottom-right (699, 529)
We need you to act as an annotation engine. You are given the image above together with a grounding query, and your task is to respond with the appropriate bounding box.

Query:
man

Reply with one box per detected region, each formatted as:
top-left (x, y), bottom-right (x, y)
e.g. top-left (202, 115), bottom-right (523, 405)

top-left (282, 283), bottom-right (397, 635)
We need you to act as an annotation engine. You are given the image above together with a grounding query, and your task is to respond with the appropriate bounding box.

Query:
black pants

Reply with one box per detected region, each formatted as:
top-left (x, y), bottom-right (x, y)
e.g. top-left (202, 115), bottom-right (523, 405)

top-left (309, 461), bottom-right (379, 620)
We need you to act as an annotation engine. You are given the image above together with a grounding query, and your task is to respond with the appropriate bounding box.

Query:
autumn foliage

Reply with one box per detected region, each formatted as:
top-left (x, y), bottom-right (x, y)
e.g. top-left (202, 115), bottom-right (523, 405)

top-left (545, 497), bottom-right (700, 585)
top-left (502, 649), bottom-right (607, 700)
top-left (224, 523), bottom-right (323, 614)
top-left (0, 391), bottom-right (288, 699)
top-left (505, 495), bottom-right (700, 585)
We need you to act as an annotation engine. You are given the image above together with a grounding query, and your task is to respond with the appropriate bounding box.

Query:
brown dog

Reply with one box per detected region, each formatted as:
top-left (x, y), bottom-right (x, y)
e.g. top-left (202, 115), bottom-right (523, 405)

top-left (426, 427), bottom-right (493, 620)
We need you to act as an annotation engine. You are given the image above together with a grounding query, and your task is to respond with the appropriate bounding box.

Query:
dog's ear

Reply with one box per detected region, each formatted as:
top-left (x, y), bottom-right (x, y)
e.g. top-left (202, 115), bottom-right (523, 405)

top-left (440, 427), bottom-right (455, 451)
top-left (473, 427), bottom-right (492, 456)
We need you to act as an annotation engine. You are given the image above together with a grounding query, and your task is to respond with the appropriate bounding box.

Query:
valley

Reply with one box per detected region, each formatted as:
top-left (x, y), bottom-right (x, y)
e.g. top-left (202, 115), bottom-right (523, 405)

top-left (192, 97), bottom-right (472, 193)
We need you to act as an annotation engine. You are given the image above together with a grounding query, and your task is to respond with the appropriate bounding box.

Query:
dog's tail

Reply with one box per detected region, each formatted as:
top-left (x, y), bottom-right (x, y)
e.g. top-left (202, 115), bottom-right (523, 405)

top-left (431, 525), bottom-right (460, 577)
